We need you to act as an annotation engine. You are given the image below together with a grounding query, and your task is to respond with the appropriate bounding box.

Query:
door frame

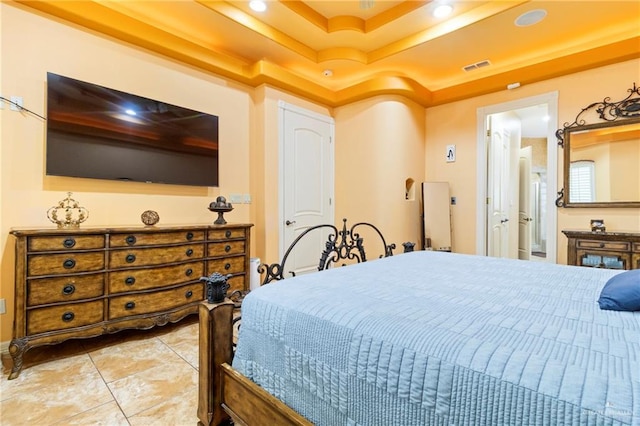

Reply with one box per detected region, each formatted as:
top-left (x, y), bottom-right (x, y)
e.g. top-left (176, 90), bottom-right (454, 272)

top-left (278, 100), bottom-right (335, 259)
top-left (475, 92), bottom-right (558, 262)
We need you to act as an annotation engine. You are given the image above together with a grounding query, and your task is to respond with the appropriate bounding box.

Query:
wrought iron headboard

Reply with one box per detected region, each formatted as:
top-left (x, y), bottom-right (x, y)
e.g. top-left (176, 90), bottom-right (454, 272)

top-left (259, 218), bottom-right (412, 285)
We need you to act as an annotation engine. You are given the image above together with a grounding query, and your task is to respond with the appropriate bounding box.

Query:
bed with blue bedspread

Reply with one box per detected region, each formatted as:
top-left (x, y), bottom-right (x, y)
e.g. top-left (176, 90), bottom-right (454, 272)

top-left (230, 251), bottom-right (639, 425)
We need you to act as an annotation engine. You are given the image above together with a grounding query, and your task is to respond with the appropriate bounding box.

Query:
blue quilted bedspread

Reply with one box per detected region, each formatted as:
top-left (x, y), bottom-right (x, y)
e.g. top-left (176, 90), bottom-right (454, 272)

top-left (233, 251), bottom-right (640, 425)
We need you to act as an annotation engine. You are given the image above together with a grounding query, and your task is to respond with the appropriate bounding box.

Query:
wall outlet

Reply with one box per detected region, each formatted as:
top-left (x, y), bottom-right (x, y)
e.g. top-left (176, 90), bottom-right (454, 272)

top-left (10, 96), bottom-right (23, 111)
top-left (0, 298), bottom-right (6, 315)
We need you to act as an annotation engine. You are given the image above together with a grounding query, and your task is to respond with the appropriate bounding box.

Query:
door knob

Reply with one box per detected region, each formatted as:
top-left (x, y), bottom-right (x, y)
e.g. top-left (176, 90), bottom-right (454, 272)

top-left (500, 218), bottom-right (509, 223)
top-left (285, 220), bottom-right (296, 226)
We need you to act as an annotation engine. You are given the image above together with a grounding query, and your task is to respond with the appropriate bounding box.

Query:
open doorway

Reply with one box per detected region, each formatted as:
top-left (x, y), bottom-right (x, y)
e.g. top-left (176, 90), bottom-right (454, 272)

top-left (476, 92), bottom-right (558, 263)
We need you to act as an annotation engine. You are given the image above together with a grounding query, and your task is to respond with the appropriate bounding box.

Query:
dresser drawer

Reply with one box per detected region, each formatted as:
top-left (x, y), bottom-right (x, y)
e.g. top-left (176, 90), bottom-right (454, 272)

top-left (207, 256), bottom-right (246, 275)
top-left (28, 252), bottom-right (105, 276)
top-left (110, 230), bottom-right (205, 248)
top-left (27, 235), bottom-right (105, 252)
top-left (27, 300), bottom-right (104, 335)
top-left (227, 275), bottom-right (246, 294)
top-left (109, 244), bottom-right (204, 268)
top-left (108, 283), bottom-right (203, 319)
top-left (28, 273), bottom-right (105, 306)
top-left (633, 242), bottom-right (640, 252)
top-left (209, 228), bottom-right (246, 241)
top-left (28, 235), bottom-right (105, 252)
top-left (109, 261), bottom-right (204, 293)
top-left (208, 241), bottom-right (246, 257)
top-left (576, 239), bottom-right (630, 251)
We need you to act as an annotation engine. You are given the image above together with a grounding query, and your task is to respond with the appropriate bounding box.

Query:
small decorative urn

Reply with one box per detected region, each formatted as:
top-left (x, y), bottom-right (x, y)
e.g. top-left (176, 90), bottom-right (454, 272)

top-left (47, 192), bottom-right (89, 229)
top-left (208, 196), bottom-right (233, 225)
top-left (200, 272), bottom-right (231, 303)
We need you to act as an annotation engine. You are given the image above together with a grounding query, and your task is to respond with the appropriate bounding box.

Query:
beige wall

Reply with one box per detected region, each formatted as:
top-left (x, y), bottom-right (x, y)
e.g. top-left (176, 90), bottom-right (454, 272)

top-left (425, 59), bottom-right (640, 259)
top-left (522, 138), bottom-right (547, 170)
top-left (334, 96), bottom-right (425, 251)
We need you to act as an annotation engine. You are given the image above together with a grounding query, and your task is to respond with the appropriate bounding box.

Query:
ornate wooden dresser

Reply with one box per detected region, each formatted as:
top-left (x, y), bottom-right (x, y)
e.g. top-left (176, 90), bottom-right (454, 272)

top-left (8, 223), bottom-right (252, 379)
top-left (562, 229), bottom-right (640, 270)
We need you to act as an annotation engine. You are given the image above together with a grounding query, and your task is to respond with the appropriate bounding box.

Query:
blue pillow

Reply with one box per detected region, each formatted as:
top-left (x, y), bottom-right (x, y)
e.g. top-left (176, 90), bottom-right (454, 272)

top-left (598, 269), bottom-right (640, 311)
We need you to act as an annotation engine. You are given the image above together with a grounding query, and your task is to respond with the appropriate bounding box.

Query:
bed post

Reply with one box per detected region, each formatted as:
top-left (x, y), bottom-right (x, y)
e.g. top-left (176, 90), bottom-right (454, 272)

top-left (197, 299), bottom-right (235, 426)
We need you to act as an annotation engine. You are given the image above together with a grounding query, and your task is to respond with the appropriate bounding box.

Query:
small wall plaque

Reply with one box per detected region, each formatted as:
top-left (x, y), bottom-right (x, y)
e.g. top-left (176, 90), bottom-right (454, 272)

top-left (446, 144), bottom-right (456, 163)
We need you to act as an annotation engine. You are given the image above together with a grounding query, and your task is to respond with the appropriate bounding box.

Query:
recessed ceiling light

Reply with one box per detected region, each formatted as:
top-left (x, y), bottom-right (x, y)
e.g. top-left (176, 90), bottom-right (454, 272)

top-left (249, 1), bottom-right (267, 12)
top-left (322, 69), bottom-right (333, 77)
top-left (515, 9), bottom-right (547, 27)
top-left (433, 4), bottom-right (453, 19)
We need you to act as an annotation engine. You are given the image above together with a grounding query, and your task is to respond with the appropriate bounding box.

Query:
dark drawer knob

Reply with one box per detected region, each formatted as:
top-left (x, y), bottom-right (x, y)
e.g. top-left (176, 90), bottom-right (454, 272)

top-left (63, 238), bottom-right (76, 248)
top-left (125, 301), bottom-right (136, 310)
top-left (186, 248), bottom-right (194, 256)
top-left (225, 230), bottom-right (232, 238)
top-left (61, 312), bottom-right (75, 322)
top-left (185, 290), bottom-right (193, 299)
top-left (186, 232), bottom-right (194, 240)
top-left (125, 276), bottom-right (136, 286)
top-left (225, 245), bottom-right (231, 252)
top-left (224, 263), bottom-right (231, 270)
top-left (185, 268), bottom-right (193, 276)
top-left (63, 259), bottom-right (76, 269)
top-left (62, 284), bottom-right (76, 295)
top-left (599, 243), bottom-right (605, 248)
top-left (126, 235), bottom-right (137, 245)
top-left (125, 254), bottom-right (136, 263)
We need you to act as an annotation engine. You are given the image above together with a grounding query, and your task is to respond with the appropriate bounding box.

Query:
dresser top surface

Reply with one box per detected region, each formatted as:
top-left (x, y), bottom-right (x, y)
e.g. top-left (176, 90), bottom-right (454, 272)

top-left (10, 223), bottom-right (253, 236)
top-left (562, 229), bottom-right (640, 238)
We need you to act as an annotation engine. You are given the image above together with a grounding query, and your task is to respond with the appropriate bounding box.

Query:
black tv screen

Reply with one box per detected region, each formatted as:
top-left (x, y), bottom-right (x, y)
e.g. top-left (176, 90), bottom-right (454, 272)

top-left (46, 72), bottom-right (219, 186)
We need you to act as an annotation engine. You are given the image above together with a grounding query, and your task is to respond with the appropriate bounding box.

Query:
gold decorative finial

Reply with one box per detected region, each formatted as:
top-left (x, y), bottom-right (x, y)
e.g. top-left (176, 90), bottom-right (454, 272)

top-left (47, 192), bottom-right (89, 229)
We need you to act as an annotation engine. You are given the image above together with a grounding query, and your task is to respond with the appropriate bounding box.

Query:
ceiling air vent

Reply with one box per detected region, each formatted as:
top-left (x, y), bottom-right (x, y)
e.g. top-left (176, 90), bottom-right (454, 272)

top-left (463, 60), bottom-right (492, 72)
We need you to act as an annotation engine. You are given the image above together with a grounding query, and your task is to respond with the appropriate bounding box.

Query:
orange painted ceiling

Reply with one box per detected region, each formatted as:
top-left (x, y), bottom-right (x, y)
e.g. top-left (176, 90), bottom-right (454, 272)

top-left (13, 0), bottom-right (640, 107)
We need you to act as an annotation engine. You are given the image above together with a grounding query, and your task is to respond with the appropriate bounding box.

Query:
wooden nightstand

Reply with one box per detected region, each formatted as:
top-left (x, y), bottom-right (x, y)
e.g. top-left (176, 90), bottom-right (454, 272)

top-left (562, 229), bottom-right (640, 270)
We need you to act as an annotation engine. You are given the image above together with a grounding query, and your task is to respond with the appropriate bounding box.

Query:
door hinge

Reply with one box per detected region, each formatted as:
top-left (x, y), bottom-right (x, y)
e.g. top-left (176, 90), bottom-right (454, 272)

top-left (329, 198), bottom-right (332, 206)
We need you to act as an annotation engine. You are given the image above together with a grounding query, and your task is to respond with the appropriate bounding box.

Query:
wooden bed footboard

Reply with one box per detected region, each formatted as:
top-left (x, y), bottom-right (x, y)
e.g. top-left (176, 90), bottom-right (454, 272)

top-left (198, 300), bottom-right (312, 426)
top-left (197, 300), bottom-right (234, 426)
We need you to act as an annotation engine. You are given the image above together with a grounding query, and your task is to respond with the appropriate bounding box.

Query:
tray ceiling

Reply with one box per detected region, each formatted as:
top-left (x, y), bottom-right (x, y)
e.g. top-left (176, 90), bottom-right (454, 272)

top-left (11, 0), bottom-right (640, 107)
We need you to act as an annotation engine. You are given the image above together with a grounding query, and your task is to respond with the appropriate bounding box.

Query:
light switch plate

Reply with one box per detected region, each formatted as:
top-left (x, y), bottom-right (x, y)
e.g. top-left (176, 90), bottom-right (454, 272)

top-left (229, 194), bottom-right (243, 204)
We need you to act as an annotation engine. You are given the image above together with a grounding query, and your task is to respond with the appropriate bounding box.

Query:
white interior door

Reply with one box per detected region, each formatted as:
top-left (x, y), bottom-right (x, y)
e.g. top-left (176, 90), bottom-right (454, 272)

top-left (476, 92), bottom-right (558, 263)
top-left (518, 147), bottom-right (532, 260)
top-left (487, 114), bottom-right (510, 258)
top-left (280, 102), bottom-right (334, 276)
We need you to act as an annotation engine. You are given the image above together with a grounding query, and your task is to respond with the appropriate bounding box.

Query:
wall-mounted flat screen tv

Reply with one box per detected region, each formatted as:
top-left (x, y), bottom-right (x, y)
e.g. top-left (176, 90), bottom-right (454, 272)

top-left (46, 72), bottom-right (219, 187)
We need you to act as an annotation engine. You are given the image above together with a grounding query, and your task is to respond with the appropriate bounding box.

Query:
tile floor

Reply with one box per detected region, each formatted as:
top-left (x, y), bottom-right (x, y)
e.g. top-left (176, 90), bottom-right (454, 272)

top-left (0, 316), bottom-right (200, 426)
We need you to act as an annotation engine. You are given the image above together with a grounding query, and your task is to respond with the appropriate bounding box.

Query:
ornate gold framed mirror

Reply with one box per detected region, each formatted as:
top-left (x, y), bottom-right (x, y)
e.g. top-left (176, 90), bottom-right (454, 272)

top-left (556, 84), bottom-right (640, 208)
